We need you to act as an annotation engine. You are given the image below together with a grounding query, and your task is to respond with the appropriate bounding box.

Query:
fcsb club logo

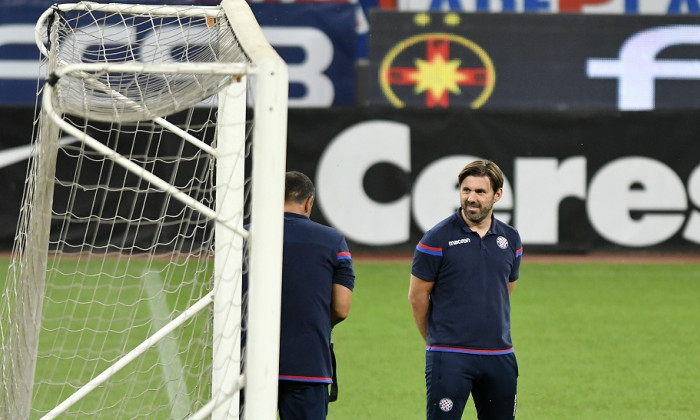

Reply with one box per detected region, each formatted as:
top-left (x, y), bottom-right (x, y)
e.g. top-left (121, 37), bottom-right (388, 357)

top-left (379, 27), bottom-right (495, 108)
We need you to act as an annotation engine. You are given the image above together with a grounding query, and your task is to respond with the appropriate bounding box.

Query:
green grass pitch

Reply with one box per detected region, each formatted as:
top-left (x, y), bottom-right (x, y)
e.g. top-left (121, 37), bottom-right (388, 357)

top-left (2, 257), bottom-right (700, 419)
top-left (330, 259), bottom-right (700, 420)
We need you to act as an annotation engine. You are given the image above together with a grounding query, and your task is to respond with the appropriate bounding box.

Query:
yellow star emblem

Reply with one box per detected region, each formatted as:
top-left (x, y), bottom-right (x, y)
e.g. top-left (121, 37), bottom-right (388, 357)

top-left (411, 54), bottom-right (466, 99)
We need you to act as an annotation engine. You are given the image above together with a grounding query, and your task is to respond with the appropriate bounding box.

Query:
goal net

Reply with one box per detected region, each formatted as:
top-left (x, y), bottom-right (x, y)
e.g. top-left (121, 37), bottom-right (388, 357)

top-left (0, 1), bottom-right (287, 419)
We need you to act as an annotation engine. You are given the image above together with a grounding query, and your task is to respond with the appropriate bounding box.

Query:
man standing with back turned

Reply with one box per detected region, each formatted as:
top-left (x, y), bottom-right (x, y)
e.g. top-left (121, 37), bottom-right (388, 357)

top-left (408, 160), bottom-right (522, 420)
top-left (277, 171), bottom-right (355, 420)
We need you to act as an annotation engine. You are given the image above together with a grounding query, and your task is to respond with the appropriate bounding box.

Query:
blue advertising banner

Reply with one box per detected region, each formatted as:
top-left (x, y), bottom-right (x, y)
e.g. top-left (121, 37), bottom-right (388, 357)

top-left (0, 2), bottom-right (357, 106)
top-left (251, 3), bottom-right (357, 106)
top-left (0, 6), bottom-right (45, 106)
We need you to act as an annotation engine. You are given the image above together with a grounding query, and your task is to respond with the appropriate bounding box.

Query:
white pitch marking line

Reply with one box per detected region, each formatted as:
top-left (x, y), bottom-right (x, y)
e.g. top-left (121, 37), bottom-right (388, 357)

top-left (144, 270), bottom-right (192, 419)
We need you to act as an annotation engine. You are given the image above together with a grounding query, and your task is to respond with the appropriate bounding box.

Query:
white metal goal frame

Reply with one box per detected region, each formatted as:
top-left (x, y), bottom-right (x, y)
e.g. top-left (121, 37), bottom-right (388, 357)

top-left (0, 0), bottom-right (287, 419)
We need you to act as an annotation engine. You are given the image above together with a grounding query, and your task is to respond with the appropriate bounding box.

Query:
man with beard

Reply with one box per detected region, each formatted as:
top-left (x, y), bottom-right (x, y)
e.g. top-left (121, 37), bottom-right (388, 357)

top-left (408, 160), bottom-right (523, 420)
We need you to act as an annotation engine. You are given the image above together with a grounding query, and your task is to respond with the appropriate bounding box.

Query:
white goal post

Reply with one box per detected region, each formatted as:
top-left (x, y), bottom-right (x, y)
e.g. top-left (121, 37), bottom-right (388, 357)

top-left (0, 1), bottom-right (287, 419)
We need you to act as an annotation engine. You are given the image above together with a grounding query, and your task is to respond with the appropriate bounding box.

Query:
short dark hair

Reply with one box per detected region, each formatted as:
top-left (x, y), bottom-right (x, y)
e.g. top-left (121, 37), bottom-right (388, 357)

top-left (457, 160), bottom-right (504, 192)
top-left (285, 171), bottom-right (315, 203)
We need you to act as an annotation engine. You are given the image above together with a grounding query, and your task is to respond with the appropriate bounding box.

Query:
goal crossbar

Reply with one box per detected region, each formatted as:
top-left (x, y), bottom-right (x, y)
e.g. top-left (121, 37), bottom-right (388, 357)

top-left (52, 62), bottom-right (253, 79)
top-left (45, 62), bottom-right (250, 157)
top-left (35, 1), bottom-right (223, 58)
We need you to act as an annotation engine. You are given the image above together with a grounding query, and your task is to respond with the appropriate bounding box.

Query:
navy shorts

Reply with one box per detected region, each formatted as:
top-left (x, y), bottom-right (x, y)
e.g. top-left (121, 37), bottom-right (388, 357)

top-left (426, 351), bottom-right (518, 420)
top-left (278, 381), bottom-right (329, 420)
